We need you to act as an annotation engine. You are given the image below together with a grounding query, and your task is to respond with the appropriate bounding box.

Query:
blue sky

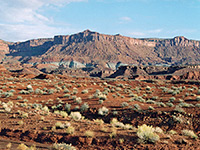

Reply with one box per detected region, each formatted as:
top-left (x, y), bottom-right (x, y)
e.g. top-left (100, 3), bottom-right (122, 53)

top-left (0, 0), bottom-right (200, 42)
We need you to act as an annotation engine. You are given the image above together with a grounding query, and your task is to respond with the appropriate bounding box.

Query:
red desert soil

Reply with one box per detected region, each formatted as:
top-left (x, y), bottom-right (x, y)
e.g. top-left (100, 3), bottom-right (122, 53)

top-left (0, 71), bottom-right (199, 149)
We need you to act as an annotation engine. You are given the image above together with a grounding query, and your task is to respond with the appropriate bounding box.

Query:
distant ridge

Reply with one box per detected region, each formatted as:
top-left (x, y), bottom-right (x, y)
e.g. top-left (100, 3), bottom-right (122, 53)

top-left (1, 30), bottom-right (200, 69)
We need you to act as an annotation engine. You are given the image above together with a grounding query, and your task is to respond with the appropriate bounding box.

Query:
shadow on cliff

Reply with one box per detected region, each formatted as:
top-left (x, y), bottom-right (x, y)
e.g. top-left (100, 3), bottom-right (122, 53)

top-left (6, 41), bottom-right (53, 57)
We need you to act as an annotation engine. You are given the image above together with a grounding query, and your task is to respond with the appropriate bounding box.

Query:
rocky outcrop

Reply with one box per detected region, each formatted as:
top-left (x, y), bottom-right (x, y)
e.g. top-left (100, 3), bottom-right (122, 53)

top-left (179, 71), bottom-right (200, 80)
top-left (107, 64), bottom-right (200, 80)
top-left (109, 65), bottom-right (148, 78)
top-left (0, 40), bottom-right (9, 54)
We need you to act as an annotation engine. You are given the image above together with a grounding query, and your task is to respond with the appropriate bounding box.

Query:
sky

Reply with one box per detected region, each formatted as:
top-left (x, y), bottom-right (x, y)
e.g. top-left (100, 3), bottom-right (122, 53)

top-left (0, 0), bottom-right (200, 42)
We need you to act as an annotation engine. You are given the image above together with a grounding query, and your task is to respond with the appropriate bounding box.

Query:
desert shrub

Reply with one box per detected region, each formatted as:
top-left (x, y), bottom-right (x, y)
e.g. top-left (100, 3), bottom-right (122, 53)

top-left (2, 92), bottom-right (13, 98)
top-left (43, 87), bottom-right (48, 92)
top-left (60, 111), bottom-right (68, 118)
top-left (168, 130), bottom-right (177, 135)
top-left (151, 96), bottom-right (158, 100)
top-left (81, 89), bottom-right (88, 94)
top-left (134, 104), bottom-right (141, 110)
top-left (32, 103), bottom-right (43, 109)
top-left (63, 94), bottom-right (71, 98)
top-left (99, 99), bottom-right (104, 104)
top-left (156, 102), bottom-right (166, 107)
top-left (187, 88), bottom-right (193, 92)
top-left (98, 106), bottom-right (109, 116)
top-left (94, 119), bottom-right (104, 124)
top-left (65, 103), bottom-right (71, 113)
top-left (62, 85), bottom-right (66, 89)
top-left (166, 102), bottom-right (174, 107)
top-left (196, 90), bottom-right (200, 95)
top-left (26, 85), bottom-right (33, 90)
top-left (128, 93), bottom-right (135, 97)
top-left (178, 102), bottom-right (194, 108)
top-left (174, 106), bottom-right (185, 113)
top-left (52, 143), bottom-right (76, 150)
top-left (9, 89), bottom-right (15, 93)
top-left (94, 90), bottom-right (107, 100)
top-left (146, 86), bottom-right (151, 91)
top-left (70, 112), bottom-right (82, 121)
top-left (196, 96), bottom-right (200, 101)
top-left (121, 102), bottom-right (129, 108)
top-left (55, 86), bottom-right (62, 91)
top-left (116, 92), bottom-right (121, 97)
top-left (111, 88), bottom-right (115, 93)
top-left (112, 94), bottom-right (117, 98)
top-left (71, 96), bottom-right (77, 100)
top-left (66, 126), bottom-right (75, 135)
top-left (146, 100), bottom-right (156, 104)
top-left (17, 96), bottom-right (23, 100)
top-left (195, 104), bottom-right (200, 107)
top-left (154, 127), bottom-right (163, 133)
top-left (115, 87), bottom-right (122, 91)
top-left (64, 89), bottom-right (70, 93)
top-left (19, 90), bottom-right (30, 95)
top-left (2, 102), bottom-right (13, 112)
top-left (17, 120), bottom-right (24, 125)
top-left (80, 103), bottom-right (89, 112)
top-left (109, 127), bottom-right (117, 138)
top-left (169, 97), bottom-right (176, 102)
top-left (112, 110), bottom-right (118, 116)
top-left (74, 97), bottom-right (82, 104)
top-left (110, 118), bottom-right (124, 128)
top-left (172, 115), bottom-right (183, 123)
top-left (137, 124), bottom-right (160, 143)
top-left (123, 124), bottom-right (134, 130)
top-left (148, 106), bottom-right (154, 110)
top-left (135, 96), bottom-right (146, 103)
top-left (172, 91), bottom-right (178, 96)
top-left (185, 93), bottom-right (189, 97)
top-left (85, 130), bottom-right (94, 138)
top-left (35, 88), bottom-right (43, 94)
top-left (83, 84), bottom-right (87, 87)
top-left (42, 106), bottom-right (49, 112)
top-left (56, 104), bottom-right (63, 109)
top-left (74, 106), bottom-right (80, 110)
top-left (73, 87), bottom-right (78, 91)
top-left (55, 122), bottom-right (65, 129)
top-left (48, 89), bottom-right (55, 94)
top-left (182, 130), bottom-right (198, 139)
top-left (17, 143), bottom-right (28, 150)
top-left (21, 112), bottom-right (28, 118)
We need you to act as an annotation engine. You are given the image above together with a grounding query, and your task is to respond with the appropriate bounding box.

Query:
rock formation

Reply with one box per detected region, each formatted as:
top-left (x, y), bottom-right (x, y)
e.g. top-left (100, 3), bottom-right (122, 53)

top-left (4, 30), bottom-right (200, 68)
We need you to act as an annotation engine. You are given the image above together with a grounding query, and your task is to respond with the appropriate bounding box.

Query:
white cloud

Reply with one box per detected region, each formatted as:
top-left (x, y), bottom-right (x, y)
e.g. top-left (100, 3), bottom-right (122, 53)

top-left (0, 0), bottom-right (87, 41)
top-left (0, 23), bottom-right (79, 42)
top-left (148, 29), bottom-right (162, 34)
top-left (120, 17), bottom-right (132, 22)
top-left (124, 28), bottom-right (163, 38)
top-left (119, 16), bottom-right (132, 24)
top-left (129, 31), bottom-right (146, 37)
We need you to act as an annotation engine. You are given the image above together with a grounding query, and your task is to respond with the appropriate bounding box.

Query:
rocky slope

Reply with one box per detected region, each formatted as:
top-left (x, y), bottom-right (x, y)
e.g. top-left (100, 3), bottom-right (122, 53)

top-left (3, 30), bottom-right (200, 69)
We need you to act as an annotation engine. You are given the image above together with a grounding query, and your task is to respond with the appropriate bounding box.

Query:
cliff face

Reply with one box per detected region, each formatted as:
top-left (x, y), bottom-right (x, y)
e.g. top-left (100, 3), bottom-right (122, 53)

top-left (38, 30), bottom-right (161, 65)
top-left (4, 30), bottom-right (200, 68)
top-left (154, 36), bottom-right (200, 65)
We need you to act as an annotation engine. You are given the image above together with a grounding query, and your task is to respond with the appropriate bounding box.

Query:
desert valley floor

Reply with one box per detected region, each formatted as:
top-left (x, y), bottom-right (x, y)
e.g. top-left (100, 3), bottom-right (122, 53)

top-left (0, 66), bottom-right (199, 149)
